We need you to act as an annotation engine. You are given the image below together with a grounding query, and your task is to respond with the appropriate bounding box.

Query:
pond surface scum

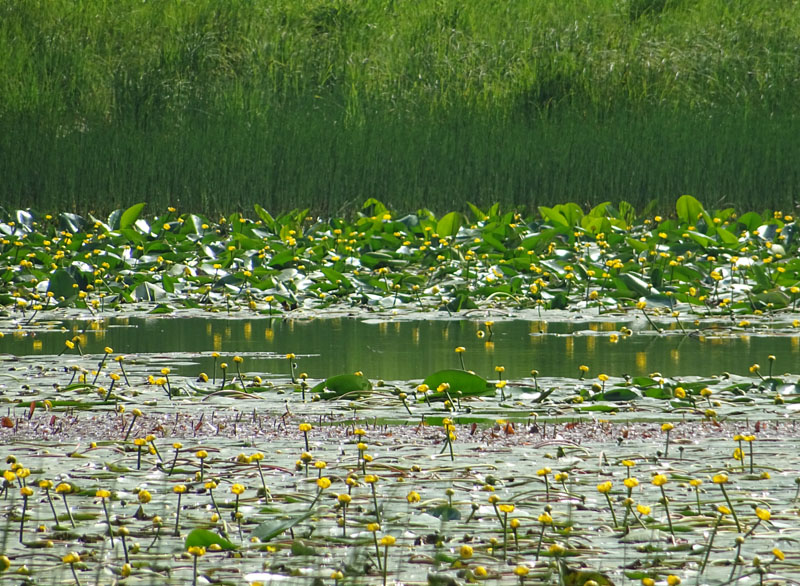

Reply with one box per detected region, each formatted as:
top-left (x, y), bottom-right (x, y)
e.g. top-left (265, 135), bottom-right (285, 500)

top-left (2, 198), bottom-right (800, 584)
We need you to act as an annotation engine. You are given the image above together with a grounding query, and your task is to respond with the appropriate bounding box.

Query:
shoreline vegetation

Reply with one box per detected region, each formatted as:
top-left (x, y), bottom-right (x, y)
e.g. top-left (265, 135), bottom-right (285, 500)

top-left (2, 195), bottom-right (799, 319)
top-left (2, 0), bottom-right (799, 214)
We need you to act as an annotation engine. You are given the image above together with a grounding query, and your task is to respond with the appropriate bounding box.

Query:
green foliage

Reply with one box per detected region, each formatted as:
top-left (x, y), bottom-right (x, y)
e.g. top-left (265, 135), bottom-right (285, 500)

top-left (3, 196), bottom-right (800, 317)
top-left (184, 529), bottom-right (237, 551)
top-left (1, 1), bottom-right (800, 213)
top-left (311, 374), bottom-right (372, 400)
top-left (421, 370), bottom-right (494, 401)
top-left (252, 509), bottom-right (316, 542)
top-left (436, 212), bottom-right (463, 238)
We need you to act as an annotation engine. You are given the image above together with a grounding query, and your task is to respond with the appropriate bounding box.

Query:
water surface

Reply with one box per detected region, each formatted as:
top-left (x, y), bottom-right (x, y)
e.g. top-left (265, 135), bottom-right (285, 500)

top-left (4, 317), bottom-right (796, 381)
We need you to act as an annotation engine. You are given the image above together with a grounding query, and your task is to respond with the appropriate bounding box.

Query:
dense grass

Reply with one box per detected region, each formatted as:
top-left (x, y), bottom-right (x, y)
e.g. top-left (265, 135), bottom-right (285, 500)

top-left (2, 0), bottom-right (800, 214)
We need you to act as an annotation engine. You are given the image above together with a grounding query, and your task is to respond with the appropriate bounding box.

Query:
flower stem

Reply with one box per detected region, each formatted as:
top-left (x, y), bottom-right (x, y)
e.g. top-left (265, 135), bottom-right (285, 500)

top-left (719, 484), bottom-right (741, 532)
top-left (382, 544), bottom-right (390, 586)
top-left (372, 534), bottom-right (383, 571)
top-left (659, 486), bottom-right (674, 536)
top-left (604, 493), bottom-right (618, 528)
top-left (174, 493), bottom-right (182, 536)
top-left (19, 495), bottom-right (27, 543)
top-left (69, 562), bottom-right (82, 586)
top-left (371, 484), bottom-right (381, 524)
top-left (700, 515), bottom-right (722, 573)
top-left (101, 499), bottom-right (115, 546)
top-left (44, 489), bottom-right (59, 526)
top-left (503, 511), bottom-right (509, 560)
top-left (62, 493), bottom-right (76, 528)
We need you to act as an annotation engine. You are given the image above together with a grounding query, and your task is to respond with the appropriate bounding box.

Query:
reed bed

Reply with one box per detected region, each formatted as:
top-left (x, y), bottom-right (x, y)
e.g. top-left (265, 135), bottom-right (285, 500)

top-left (2, 0), bottom-right (799, 214)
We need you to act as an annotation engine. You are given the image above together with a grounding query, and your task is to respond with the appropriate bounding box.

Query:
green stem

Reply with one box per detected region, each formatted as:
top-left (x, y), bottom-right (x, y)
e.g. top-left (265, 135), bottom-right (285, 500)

top-left (45, 490), bottom-right (59, 526)
top-left (373, 534), bottom-right (383, 571)
top-left (660, 486), bottom-right (674, 536)
top-left (719, 484), bottom-right (741, 532)
top-left (503, 511), bottom-right (508, 560)
top-left (62, 493), bottom-right (76, 528)
top-left (371, 484), bottom-right (381, 524)
top-left (101, 499), bottom-right (115, 546)
top-left (174, 493), bottom-right (182, 536)
top-left (604, 493), bottom-right (618, 528)
top-left (70, 563), bottom-right (82, 586)
top-left (256, 461), bottom-right (270, 501)
top-left (19, 495), bottom-right (27, 543)
top-left (382, 545), bottom-right (389, 586)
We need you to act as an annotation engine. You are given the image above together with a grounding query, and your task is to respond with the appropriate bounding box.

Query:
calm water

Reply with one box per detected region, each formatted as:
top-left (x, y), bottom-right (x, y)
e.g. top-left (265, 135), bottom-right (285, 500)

top-left (3, 316), bottom-right (798, 381)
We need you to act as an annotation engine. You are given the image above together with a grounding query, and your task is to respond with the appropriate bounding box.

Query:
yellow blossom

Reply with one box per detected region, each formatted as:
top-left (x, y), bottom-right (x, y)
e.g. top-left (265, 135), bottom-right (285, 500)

top-left (651, 474), bottom-right (668, 487)
top-left (597, 481), bottom-right (613, 493)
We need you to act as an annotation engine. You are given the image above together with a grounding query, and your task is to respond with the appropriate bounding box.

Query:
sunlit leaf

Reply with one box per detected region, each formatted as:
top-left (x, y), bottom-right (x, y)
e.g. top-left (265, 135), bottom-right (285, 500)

top-left (185, 529), bottom-right (237, 551)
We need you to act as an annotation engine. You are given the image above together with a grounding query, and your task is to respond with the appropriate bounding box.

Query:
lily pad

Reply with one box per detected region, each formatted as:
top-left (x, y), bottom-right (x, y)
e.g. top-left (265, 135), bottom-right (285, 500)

top-left (311, 374), bottom-right (372, 400)
top-left (421, 369), bottom-right (494, 401)
top-left (184, 528), bottom-right (237, 551)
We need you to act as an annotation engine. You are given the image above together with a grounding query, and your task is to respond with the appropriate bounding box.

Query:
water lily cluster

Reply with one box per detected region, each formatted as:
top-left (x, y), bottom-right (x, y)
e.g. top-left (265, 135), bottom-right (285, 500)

top-left (1, 407), bottom-right (797, 585)
top-left (1, 196), bottom-right (798, 318)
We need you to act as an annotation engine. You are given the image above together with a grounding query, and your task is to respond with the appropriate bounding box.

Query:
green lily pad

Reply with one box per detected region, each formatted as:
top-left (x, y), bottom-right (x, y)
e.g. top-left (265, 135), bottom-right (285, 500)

top-left (311, 374), bottom-right (372, 400)
top-left (252, 509), bottom-right (316, 542)
top-left (428, 504), bottom-right (461, 521)
top-left (421, 369), bottom-right (494, 401)
top-left (184, 528), bottom-right (237, 551)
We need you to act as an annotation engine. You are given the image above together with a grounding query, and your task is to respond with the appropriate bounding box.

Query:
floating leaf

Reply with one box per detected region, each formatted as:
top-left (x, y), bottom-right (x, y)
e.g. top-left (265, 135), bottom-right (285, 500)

top-left (421, 370), bottom-right (494, 401)
top-left (184, 529), bottom-right (237, 551)
top-left (560, 560), bottom-right (615, 586)
top-left (428, 505), bottom-right (462, 521)
top-left (252, 509), bottom-right (316, 541)
top-left (311, 374), bottom-right (372, 400)
top-left (290, 540), bottom-right (317, 556)
top-left (594, 388), bottom-right (641, 402)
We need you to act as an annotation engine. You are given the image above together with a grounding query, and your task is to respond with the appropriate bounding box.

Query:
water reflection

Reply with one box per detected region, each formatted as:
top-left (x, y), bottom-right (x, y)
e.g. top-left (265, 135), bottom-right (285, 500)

top-left (3, 317), bottom-right (797, 381)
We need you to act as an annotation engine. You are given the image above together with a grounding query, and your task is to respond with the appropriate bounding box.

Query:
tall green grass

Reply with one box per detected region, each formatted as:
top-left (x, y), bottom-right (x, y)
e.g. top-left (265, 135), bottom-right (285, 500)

top-left (2, 0), bottom-right (799, 214)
